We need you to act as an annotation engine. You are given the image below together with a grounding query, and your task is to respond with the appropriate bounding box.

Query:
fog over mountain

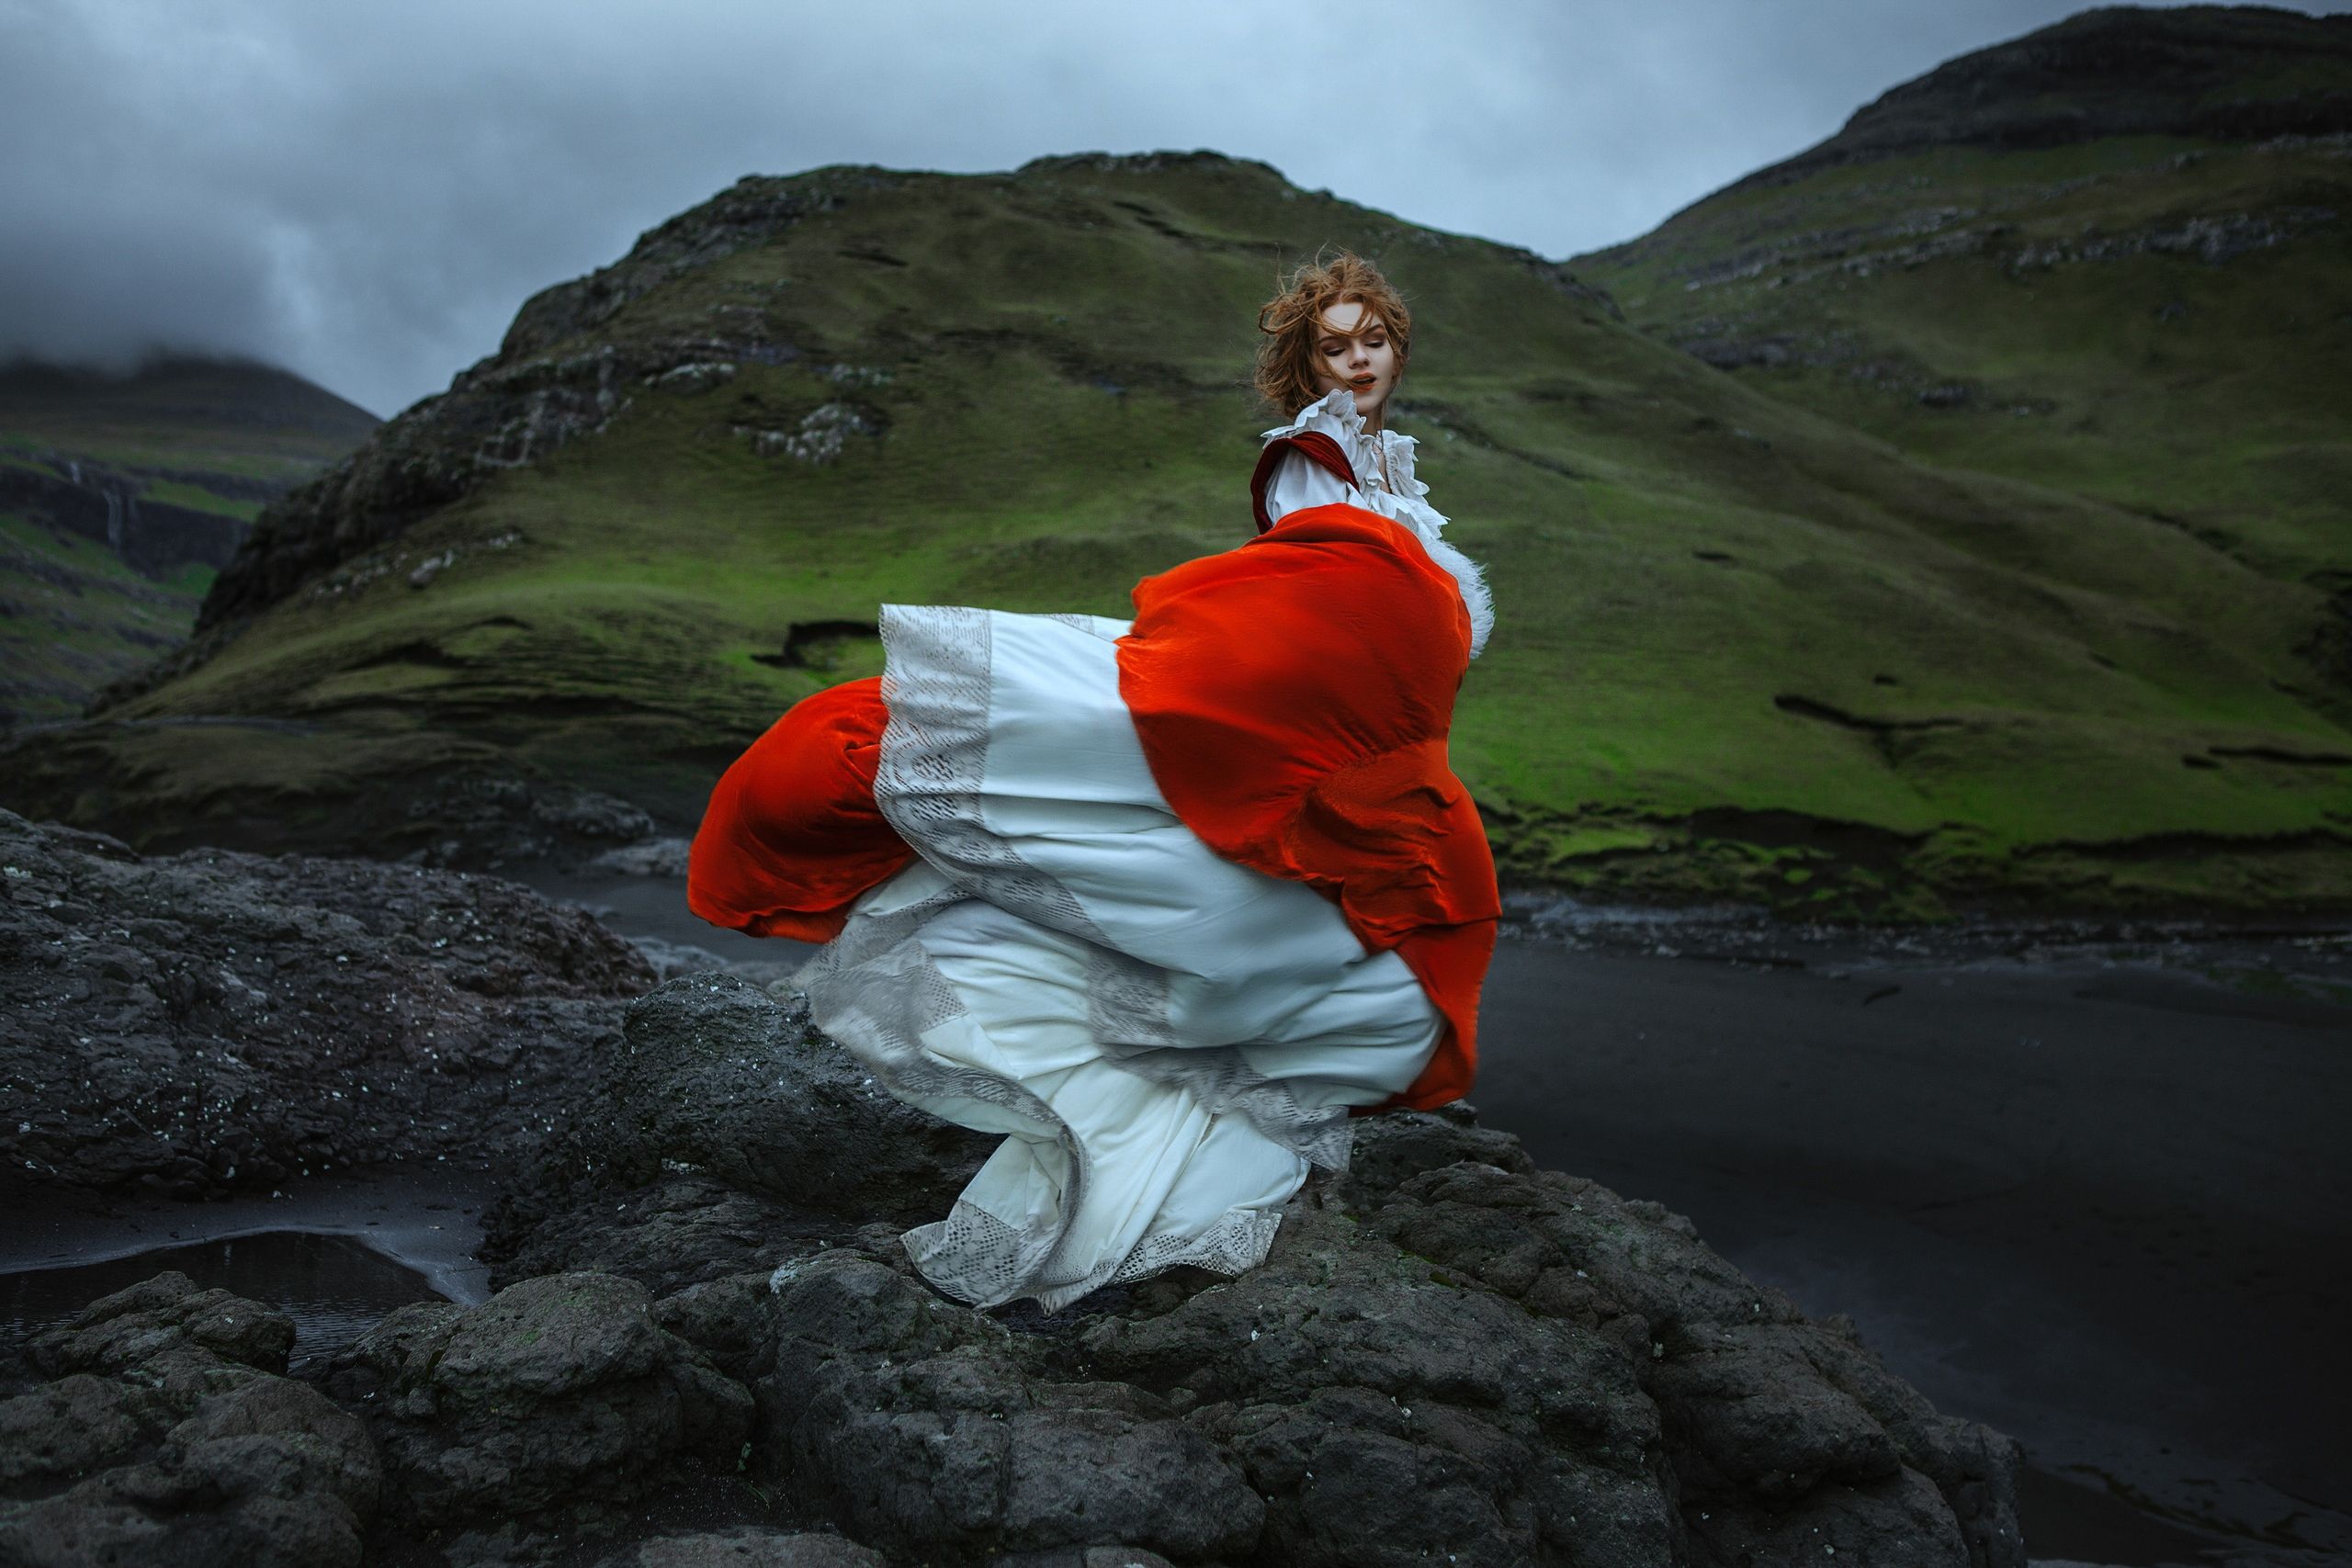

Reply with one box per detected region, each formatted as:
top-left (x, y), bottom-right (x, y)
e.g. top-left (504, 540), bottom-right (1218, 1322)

top-left (9, 0), bottom-right (2346, 417)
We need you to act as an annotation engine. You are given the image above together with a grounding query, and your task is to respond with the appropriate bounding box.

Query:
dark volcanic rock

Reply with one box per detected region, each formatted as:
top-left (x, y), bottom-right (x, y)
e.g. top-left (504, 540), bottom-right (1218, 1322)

top-left (322, 1270), bottom-right (752, 1531)
top-left (481, 973), bottom-right (995, 1291)
top-left (9, 963), bottom-right (2027, 1564)
top-left (554, 971), bottom-right (990, 1222)
top-left (387, 772), bottom-right (659, 872)
top-left (1353, 1156), bottom-right (2021, 1567)
top-left (0, 807), bottom-right (653, 1201)
top-left (485, 1171), bottom-right (841, 1300)
top-left (487, 976), bottom-right (2024, 1568)
top-left (26, 1268), bottom-right (297, 1384)
top-left (596, 1530), bottom-right (891, 1567)
top-left (753, 1253), bottom-right (1268, 1563)
top-left (0, 1271), bottom-right (380, 1568)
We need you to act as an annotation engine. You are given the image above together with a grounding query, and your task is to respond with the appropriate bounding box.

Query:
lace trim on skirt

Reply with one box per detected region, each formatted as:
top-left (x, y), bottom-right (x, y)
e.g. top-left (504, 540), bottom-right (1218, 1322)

top-left (1083, 944), bottom-right (1352, 1173)
top-left (798, 926), bottom-right (1091, 1306)
top-left (803, 919), bottom-right (1296, 1312)
top-left (871, 604), bottom-right (1344, 1169)
top-left (905, 1194), bottom-right (1284, 1313)
top-left (876, 605), bottom-right (1099, 942)
top-left (796, 604), bottom-right (1361, 1310)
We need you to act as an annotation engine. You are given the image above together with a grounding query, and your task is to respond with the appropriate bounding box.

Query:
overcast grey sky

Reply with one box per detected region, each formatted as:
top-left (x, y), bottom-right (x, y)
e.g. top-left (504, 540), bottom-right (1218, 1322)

top-left (3, 0), bottom-right (2345, 417)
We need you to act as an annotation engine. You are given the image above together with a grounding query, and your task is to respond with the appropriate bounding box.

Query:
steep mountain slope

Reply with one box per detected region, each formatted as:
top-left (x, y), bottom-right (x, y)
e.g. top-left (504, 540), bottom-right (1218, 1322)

top-left (1573, 5), bottom-right (2350, 594)
top-left (5, 151), bottom-right (2345, 918)
top-left (0, 355), bottom-right (379, 719)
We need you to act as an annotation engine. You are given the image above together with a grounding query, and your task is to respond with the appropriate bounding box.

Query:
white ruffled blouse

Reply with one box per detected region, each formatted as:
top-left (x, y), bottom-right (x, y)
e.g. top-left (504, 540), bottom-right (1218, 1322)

top-left (1260, 387), bottom-right (1494, 659)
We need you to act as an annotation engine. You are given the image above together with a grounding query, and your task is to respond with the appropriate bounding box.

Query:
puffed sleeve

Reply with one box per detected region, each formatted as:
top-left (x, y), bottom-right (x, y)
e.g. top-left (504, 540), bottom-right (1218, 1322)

top-left (1262, 444), bottom-right (1366, 526)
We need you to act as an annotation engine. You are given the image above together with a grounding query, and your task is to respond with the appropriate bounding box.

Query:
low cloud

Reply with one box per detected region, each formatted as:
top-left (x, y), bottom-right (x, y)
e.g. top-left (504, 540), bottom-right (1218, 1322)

top-left (5, 0), bottom-right (2338, 416)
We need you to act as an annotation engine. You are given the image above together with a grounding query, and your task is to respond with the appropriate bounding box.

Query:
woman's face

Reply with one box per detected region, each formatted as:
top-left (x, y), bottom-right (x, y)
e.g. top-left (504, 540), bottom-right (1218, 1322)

top-left (1309, 299), bottom-right (1400, 425)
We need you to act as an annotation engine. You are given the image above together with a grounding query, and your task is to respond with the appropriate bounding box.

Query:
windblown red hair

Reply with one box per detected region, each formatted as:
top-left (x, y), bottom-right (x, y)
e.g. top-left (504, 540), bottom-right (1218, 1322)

top-left (1252, 250), bottom-right (1412, 417)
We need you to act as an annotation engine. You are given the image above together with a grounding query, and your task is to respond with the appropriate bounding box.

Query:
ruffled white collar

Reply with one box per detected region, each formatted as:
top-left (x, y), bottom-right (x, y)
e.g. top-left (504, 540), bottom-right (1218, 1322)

top-left (1262, 388), bottom-right (1438, 518)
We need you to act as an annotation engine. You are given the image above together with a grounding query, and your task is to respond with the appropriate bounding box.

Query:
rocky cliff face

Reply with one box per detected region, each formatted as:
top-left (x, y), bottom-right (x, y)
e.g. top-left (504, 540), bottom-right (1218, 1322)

top-left (0, 461), bottom-right (248, 577)
top-left (1723, 5), bottom-right (2352, 196)
top-left (0, 355), bottom-right (377, 721)
top-left (186, 168), bottom-right (906, 643)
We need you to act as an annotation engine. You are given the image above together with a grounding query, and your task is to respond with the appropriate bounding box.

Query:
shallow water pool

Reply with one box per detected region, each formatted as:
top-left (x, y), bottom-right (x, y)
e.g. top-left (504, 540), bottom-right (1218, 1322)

top-left (1, 1228), bottom-right (447, 1373)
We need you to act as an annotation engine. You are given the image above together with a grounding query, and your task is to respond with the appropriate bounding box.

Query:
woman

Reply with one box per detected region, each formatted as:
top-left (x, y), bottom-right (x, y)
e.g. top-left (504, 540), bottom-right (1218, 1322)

top-left (687, 251), bottom-right (1498, 1314)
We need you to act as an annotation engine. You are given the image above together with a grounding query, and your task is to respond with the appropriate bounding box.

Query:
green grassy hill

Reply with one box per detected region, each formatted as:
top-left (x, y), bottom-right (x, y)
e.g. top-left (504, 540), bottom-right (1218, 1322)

top-left (1573, 5), bottom-right (2350, 611)
top-left (0, 355), bottom-right (379, 720)
top-left (4, 133), bottom-right (2346, 919)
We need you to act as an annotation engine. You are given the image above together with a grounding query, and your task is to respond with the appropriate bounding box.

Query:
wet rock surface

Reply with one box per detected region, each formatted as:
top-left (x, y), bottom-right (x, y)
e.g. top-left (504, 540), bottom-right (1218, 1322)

top-left (322, 1270), bottom-right (752, 1532)
top-left (480, 973), bottom-right (995, 1293)
top-left (1351, 1159), bottom-right (2018, 1567)
top-left (390, 773), bottom-right (662, 873)
top-left (6, 855), bottom-right (2031, 1563)
top-left (469, 974), bottom-right (2025, 1568)
top-left (750, 1253), bottom-right (1269, 1564)
top-left (0, 807), bottom-right (654, 1203)
top-left (595, 1530), bottom-right (892, 1567)
top-left (0, 1270), bottom-right (380, 1568)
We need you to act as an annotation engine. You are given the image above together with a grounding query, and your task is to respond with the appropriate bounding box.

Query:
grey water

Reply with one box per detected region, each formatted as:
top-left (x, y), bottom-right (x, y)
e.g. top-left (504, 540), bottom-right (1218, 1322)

top-left (1, 1229), bottom-right (447, 1374)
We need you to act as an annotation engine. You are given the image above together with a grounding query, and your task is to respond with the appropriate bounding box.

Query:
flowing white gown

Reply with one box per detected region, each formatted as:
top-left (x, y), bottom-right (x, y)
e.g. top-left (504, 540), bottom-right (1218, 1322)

top-left (788, 389), bottom-right (1487, 1314)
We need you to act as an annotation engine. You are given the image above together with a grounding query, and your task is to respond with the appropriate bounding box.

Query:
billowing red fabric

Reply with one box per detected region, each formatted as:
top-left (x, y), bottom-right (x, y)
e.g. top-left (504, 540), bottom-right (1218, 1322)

top-left (686, 502), bottom-right (1498, 1115)
top-left (685, 676), bottom-right (913, 942)
top-left (1249, 430), bottom-right (1358, 535)
top-left (1115, 502), bottom-right (1500, 1114)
